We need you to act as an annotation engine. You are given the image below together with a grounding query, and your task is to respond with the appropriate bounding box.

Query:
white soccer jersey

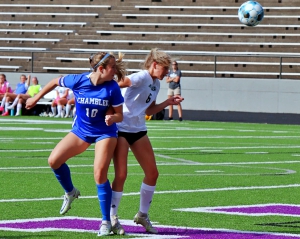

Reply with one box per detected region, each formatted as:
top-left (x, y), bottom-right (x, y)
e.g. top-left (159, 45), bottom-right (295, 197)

top-left (55, 86), bottom-right (69, 98)
top-left (117, 70), bottom-right (160, 133)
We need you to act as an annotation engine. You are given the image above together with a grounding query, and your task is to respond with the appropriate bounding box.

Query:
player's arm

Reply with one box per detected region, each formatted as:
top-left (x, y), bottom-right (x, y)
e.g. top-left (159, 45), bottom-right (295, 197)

top-left (166, 75), bottom-right (172, 83)
top-left (146, 96), bottom-right (184, 116)
top-left (26, 77), bottom-right (60, 109)
top-left (105, 105), bottom-right (123, 126)
top-left (26, 75), bottom-right (31, 87)
top-left (172, 75), bottom-right (180, 83)
top-left (118, 76), bottom-right (131, 88)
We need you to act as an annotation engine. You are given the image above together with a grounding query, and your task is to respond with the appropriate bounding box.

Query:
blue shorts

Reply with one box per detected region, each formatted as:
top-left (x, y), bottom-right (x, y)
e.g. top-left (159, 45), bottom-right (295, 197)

top-left (71, 129), bottom-right (117, 144)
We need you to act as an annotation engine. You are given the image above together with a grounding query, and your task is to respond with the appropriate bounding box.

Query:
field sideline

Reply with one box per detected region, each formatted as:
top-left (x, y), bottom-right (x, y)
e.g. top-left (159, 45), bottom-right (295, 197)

top-left (1, 117), bottom-right (300, 238)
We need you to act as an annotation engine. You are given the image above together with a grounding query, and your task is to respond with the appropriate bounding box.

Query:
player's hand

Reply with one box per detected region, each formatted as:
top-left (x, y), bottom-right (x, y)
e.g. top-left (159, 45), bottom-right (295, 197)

top-left (25, 97), bottom-right (37, 109)
top-left (105, 115), bottom-right (114, 126)
top-left (170, 96), bottom-right (184, 105)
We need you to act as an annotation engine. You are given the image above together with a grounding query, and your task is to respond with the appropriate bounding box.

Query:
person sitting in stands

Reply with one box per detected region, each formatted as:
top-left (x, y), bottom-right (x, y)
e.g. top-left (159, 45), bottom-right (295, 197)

top-left (0, 73), bottom-right (13, 101)
top-left (49, 86), bottom-right (69, 118)
top-left (0, 74), bottom-right (30, 113)
top-left (2, 76), bottom-right (41, 116)
top-left (64, 94), bottom-right (75, 118)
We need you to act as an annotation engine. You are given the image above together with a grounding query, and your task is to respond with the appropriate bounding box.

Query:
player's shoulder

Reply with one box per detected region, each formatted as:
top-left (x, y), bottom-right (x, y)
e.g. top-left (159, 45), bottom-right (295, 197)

top-left (63, 72), bottom-right (90, 81)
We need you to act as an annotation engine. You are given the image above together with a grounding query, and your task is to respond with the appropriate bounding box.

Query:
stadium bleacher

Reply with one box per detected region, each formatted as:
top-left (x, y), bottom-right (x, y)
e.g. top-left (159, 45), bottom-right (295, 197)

top-left (0, 0), bottom-right (300, 79)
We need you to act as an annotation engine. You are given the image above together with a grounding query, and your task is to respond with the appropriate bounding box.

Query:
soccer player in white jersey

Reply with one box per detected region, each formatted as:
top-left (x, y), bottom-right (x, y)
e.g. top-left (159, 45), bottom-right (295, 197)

top-left (26, 52), bottom-right (127, 237)
top-left (110, 48), bottom-right (184, 235)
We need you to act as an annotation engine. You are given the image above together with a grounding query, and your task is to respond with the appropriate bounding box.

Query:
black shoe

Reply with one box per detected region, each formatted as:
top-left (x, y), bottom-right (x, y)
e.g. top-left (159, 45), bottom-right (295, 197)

top-left (168, 117), bottom-right (173, 120)
top-left (179, 117), bottom-right (183, 121)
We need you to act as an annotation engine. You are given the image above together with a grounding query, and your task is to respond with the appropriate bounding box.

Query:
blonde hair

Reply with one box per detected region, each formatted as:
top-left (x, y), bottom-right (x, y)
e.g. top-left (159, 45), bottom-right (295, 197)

top-left (89, 52), bottom-right (127, 82)
top-left (142, 48), bottom-right (172, 70)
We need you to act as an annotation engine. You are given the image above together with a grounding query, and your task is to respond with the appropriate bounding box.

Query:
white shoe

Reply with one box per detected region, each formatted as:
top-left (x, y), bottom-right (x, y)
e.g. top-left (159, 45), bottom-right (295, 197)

top-left (39, 112), bottom-right (48, 117)
top-left (97, 221), bottom-right (112, 237)
top-left (60, 188), bottom-right (80, 215)
top-left (111, 215), bottom-right (125, 235)
top-left (134, 212), bottom-right (157, 234)
top-left (64, 114), bottom-right (70, 118)
top-left (55, 114), bottom-right (61, 118)
top-left (7, 105), bottom-right (14, 110)
top-left (48, 112), bottom-right (54, 117)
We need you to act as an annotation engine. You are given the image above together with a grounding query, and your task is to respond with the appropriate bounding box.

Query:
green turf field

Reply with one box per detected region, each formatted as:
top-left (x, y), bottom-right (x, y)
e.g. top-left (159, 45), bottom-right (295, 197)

top-left (1, 117), bottom-right (300, 238)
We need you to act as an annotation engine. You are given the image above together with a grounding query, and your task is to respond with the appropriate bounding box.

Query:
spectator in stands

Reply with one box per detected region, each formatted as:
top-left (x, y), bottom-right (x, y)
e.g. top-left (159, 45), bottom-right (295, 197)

top-left (110, 48), bottom-right (184, 235)
top-left (0, 74), bottom-right (13, 101)
top-left (0, 74), bottom-right (30, 114)
top-left (25, 51), bottom-right (126, 237)
top-left (64, 95), bottom-right (75, 118)
top-left (49, 86), bottom-right (69, 118)
top-left (166, 61), bottom-right (183, 121)
top-left (2, 76), bottom-right (41, 116)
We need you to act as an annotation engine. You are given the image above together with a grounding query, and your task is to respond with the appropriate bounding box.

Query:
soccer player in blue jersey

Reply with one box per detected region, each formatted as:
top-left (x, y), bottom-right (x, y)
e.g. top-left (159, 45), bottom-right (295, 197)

top-left (109, 48), bottom-right (184, 235)
top-left (26, 52), bottom-right (127, 237)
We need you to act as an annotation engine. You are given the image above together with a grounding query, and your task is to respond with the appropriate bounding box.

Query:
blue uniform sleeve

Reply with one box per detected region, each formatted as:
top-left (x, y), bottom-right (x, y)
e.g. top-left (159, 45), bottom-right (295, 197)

top-left (110, 81), bottom-right (124, 107)
top-left (59, 74), bottom-right (79, 90)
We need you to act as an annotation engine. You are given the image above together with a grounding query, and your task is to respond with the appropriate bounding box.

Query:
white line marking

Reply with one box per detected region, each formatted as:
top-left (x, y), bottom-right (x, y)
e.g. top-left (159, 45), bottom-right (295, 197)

top-left (245, 152), bottom-right (269, 154)
top-left (1, 184), bottom-right (299, 203)
top-left (174, 203), bottom-right (300, 218)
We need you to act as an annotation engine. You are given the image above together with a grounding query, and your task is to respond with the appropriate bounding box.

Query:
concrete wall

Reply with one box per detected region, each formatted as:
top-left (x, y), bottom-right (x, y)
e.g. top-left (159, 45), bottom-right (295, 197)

top-left (157, 77), bottom-right (300, 114)
top-left (5, 72), bottom-right (300, 122)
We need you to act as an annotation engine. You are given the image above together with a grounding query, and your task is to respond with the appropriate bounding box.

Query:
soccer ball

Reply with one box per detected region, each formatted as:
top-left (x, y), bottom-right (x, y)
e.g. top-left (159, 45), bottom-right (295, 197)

top-left (238, 1), bottom-right (264, 27)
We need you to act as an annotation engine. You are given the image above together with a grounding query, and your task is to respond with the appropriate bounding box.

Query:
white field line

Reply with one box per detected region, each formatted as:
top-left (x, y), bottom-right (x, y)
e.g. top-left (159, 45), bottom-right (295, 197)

top-left (1, 184), bottom-right (300, 203)
top-left (153, 145), bottom-right (300, 150)
top-left (1, 145), bottom-right (300, 153)
top-left (1, 159), bottom-right (300, 171)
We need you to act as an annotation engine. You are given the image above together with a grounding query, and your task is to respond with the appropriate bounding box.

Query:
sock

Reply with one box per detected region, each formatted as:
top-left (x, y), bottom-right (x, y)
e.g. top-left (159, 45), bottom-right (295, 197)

top-left (57, 105), bottom-right (62, 116)
top-left (51, 106), bottom-right (56, 115)
top-left (65, 104), bottom-right (71, 116)
top-left (16, 103), bottom-right (22, 115)
top-left (4, 102), bottom-right (9, 112)
top-left (110, 191), bottom-right (123, 216)
top-left (139, 183), bottom-right (156, 214)
top-left (8, 97), bottom-right (19, 108)
top-left (97, 180), bottom-right (112, 221)
top-left (1, 96), bottom-right (5, 107)
top-left (52, 163), bottom-right (74, 193)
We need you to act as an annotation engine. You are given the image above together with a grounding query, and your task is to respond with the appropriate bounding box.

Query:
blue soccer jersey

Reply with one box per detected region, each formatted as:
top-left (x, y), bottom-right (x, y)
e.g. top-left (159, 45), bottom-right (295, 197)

top-left (59, 72), bottom-right (124, 139)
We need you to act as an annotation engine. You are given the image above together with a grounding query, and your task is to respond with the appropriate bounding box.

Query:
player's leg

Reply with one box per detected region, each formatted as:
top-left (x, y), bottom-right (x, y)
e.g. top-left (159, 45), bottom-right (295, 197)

top-left (130, 135), bottom-right (158, 234)
top-left (15, 98), bottom-right (25, 116)
top-left (94, 137), bottom-right (117, 236)
top-left (56, 98), bottom-right (68, 118)
top-left (167, 88), bottom-right (174, 120)
top-left (175, 91), bottom-right (183, 121)
top-left (50, 99), bottom-right (57, 117)
top-left (110, 136), bottom-right (129, 235)
top-left (49, 132), bottom-right (90, 215)
top-left (7, 94), bottom-right (21, 109)
top-left (0, 93), bottom-right (15, 111)
top-left (65, 98), bottom-right (75, 118)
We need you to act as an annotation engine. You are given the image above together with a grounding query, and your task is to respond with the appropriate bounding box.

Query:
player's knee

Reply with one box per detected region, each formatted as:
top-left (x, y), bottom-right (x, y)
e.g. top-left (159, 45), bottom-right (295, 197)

top-left (48, 156), bottom-right (60, 169)
top-left (116, 171), bottom-right (127, 184)
top-left (147, 169), bottom-right (159, 182)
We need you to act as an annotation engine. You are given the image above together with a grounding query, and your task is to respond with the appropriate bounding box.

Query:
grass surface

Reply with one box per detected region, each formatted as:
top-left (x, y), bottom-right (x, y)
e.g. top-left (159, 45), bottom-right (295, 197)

top-left (1, 117), bottom-right (300, 238)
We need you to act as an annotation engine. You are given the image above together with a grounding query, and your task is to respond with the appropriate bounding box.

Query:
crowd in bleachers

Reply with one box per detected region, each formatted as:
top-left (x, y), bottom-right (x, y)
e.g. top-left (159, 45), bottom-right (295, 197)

top-left (0, 0), bottom-right (300, 78)
top-left (0, 73), bottom-right (75, 117)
